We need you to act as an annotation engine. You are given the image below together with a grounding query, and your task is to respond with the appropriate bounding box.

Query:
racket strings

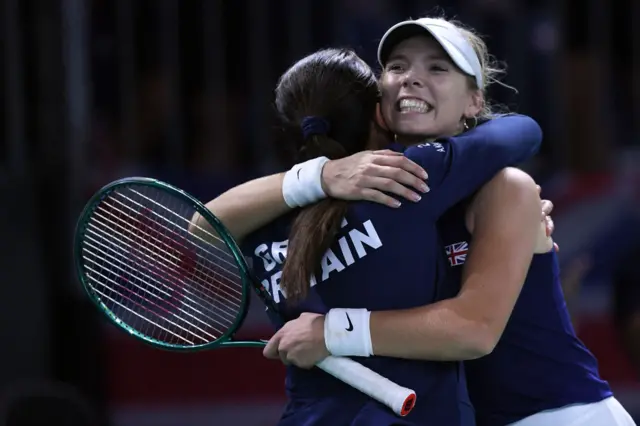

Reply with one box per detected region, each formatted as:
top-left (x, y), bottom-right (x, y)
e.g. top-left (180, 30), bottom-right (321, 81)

top-left (82, 233), bottom-right (229, 336)
top-left (81, 186), bottom-right (246, 346)
top-left (86, 207), bottom-right (240, 312)
top-left (109, 190), bottom-right (242, 284)
top-left (83, 230), bottom-right (237, 336)
top-left (129, 188), bottom-right (241, 273)
top-left (84, 221), bottom-right (234, 344)
top-left (83, 265), bottom-right (204, 345)
top-left (104, 191), bottom-right (240, 297)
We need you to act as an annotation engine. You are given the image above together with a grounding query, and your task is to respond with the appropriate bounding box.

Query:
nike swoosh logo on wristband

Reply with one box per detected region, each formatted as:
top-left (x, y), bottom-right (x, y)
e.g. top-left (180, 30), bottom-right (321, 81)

top-left (345, 313), bottom-right (354, 332)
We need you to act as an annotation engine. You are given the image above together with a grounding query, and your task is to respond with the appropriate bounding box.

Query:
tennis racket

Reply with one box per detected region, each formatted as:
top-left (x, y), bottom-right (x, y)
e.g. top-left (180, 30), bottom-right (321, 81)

top-left (73, 177), bottom-right (416, 417)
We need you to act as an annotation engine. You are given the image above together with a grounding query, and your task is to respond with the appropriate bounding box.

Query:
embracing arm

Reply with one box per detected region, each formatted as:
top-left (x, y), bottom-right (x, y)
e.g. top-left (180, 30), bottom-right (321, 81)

top-left (369, 168), bottom-right (541, 360)
top-left (198, 173), bottom-right (289, 241)
top-left (192, 151), bottom-right (428, 242)
top-left (405, 114), bottom-right (542, 218)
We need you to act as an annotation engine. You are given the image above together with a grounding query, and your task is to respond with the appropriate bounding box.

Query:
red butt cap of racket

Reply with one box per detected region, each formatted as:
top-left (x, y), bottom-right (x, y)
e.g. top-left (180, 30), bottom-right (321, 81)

top-left (400, 392), bottom-right (417, 416)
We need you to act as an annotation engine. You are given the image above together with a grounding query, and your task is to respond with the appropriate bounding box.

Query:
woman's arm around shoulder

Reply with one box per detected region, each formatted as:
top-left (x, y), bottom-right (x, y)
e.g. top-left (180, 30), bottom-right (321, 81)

top-left (368, 167), bottom-right (541, 360)
top-left (192, 151), bottom-right (428, 242)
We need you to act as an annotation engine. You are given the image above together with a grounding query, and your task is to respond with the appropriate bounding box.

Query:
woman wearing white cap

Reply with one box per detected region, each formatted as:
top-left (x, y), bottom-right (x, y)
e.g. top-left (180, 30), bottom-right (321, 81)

top-left (198, 15), bottom-right (634, 426)
top-left (364, 17), bottom-right (633, 426)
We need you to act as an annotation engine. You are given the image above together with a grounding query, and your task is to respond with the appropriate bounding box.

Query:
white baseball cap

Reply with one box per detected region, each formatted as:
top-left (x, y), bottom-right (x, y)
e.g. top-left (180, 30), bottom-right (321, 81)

top-left (377, 18), bottom-right (484, 89)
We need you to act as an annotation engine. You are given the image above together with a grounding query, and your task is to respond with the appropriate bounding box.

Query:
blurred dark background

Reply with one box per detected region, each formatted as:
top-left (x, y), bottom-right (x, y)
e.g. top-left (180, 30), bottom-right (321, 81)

top-left (0, 0), bottom-right (638, 425)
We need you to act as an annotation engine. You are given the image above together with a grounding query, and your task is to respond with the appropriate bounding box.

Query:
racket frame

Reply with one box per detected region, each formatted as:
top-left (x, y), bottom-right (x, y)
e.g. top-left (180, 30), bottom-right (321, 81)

top-left (74, 177), bottom-right (253, 352)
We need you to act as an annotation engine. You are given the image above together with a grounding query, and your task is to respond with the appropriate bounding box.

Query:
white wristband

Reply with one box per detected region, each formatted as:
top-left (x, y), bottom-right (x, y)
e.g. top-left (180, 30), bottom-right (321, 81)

top-left (324, 308), bottom-right (373, 357)
top-left (282, 156), bottom-right (330, 208)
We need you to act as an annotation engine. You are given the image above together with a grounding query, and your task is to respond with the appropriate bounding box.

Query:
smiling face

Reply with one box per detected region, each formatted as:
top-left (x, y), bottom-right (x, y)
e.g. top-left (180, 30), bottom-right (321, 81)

top-left (379, 34), bottom-right (483, 143)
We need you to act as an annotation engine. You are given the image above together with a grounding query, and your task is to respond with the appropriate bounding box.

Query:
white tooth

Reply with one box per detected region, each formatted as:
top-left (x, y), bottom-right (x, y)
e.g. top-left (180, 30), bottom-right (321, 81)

top-left (399, 98), bottom-right (429, 113)
top-left (399, 99), bottom-right (427, 108)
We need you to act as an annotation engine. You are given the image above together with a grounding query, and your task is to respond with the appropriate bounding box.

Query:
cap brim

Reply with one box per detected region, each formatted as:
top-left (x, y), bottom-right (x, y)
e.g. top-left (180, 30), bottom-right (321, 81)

top-left (377, 23), bottom-right (429, 66)
top-left (377, 21), bottom-right (475, 78)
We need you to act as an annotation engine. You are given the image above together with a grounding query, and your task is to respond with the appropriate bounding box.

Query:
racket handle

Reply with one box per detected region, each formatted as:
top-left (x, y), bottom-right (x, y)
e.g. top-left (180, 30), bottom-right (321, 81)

top-left (316, 356), bottom-right (417, 417)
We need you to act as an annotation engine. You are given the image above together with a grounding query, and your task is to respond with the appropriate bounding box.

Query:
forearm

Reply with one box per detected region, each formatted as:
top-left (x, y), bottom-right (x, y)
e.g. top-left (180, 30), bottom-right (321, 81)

top-left (325, 169), bottom-right (539, 362)
top-left (195, 156), bottom-right (332, 241)
top-left (200, 173), bottom-right (291, 241)
top-left (369, 296), bottom-right (493, 361)
top-left (368, 246), bottom-right (532, 362)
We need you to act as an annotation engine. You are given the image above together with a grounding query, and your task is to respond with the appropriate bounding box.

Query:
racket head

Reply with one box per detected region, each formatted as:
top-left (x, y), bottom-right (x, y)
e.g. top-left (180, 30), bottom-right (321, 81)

top-left (74, 177), bottom-right (253, 351)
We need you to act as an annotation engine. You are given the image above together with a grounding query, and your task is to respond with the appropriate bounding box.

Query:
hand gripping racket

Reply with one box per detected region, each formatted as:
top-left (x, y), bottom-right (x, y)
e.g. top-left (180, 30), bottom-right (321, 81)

top-left (73, 177), bottom-right (416, 417)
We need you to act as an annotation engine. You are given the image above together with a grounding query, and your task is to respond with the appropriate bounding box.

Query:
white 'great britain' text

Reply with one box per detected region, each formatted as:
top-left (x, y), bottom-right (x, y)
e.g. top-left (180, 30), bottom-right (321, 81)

top-left (251, 218), bottom-right (382, 303)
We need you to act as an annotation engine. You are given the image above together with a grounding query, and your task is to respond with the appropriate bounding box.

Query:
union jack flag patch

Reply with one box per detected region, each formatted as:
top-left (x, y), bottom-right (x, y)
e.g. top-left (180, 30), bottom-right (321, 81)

top-left (445, 241), bottom-right (468, 266)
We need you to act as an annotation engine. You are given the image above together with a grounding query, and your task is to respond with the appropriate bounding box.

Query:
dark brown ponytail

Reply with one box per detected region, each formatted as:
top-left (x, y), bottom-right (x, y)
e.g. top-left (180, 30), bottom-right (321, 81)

top-left (273, 48), bottom-right (380, 302)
